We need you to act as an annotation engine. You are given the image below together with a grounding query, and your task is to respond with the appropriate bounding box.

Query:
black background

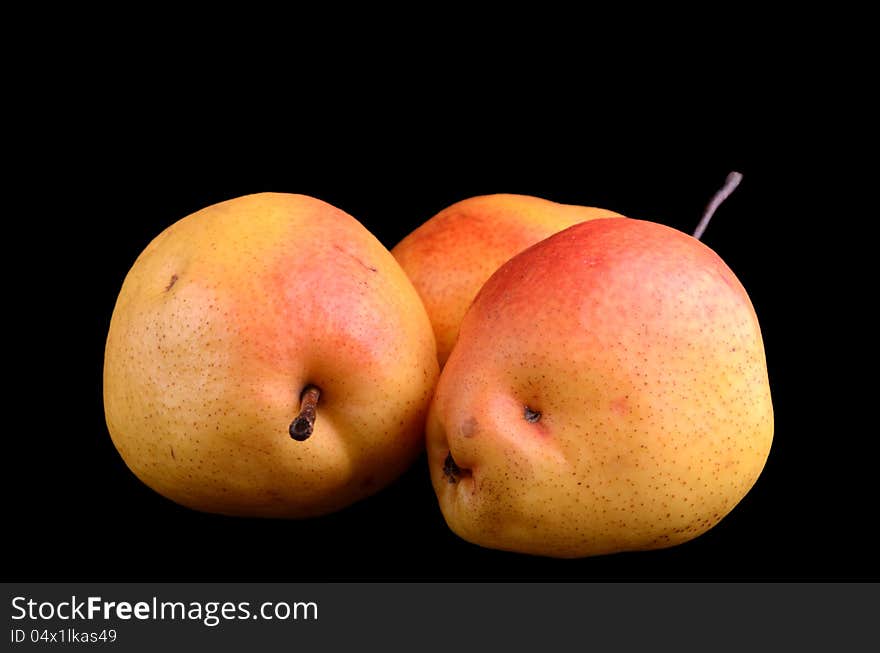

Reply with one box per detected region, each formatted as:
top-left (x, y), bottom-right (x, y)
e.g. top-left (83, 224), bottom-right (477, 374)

top-left (8, 73), bottom-right (872, 581)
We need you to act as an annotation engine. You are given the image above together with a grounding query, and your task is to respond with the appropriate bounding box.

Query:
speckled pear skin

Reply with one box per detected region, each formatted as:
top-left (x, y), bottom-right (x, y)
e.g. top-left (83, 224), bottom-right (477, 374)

top-left (392, 194), bottom-right (622, 367)
top-left (428, 218), bottom-right (773, 558)
top-left (104, 193), bottom-right (439, 518)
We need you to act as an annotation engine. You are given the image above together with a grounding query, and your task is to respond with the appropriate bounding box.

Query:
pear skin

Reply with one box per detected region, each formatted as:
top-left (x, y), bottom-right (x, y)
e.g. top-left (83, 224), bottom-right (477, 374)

top-left (392, 194), bottom-right (622, 366)
top-left (428, 218), bottom-right (773, 557)
top-left (104, 193), bottom-right (439, 518)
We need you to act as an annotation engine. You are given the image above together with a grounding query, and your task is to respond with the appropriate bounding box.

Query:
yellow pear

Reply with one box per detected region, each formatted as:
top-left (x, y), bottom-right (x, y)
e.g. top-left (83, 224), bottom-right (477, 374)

top-left (428, 217), bottom-right (773, 557)
top-left (392, 194), bottom-right (621, 366)
top-left (104, 193), bottom-right (438, 518)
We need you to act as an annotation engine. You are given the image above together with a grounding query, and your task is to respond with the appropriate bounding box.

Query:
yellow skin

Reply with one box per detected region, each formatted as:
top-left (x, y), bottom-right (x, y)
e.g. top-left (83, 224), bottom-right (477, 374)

top-left (104, 193), bottom-right (438, 518)
top-left (392, 194), bottom-right (621, 367)
top-left (428, 218), bottom-right (773, 558)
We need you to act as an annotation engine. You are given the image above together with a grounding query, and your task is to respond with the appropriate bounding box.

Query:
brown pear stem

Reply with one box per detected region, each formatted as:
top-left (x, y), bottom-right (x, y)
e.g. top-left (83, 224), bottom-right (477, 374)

top-left (693, 171), bottom-right (743, 241)
top-left (289, 386), bottom-right (321, 441)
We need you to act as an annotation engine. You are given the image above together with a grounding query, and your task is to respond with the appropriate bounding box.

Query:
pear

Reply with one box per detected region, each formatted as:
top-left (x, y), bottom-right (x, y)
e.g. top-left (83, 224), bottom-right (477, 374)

top-left (428, 217), bottom-right (773, 557)
top-left (104, 193), bottom-right (438, 518)
top-left (392, 194), bottom-right (621, 366)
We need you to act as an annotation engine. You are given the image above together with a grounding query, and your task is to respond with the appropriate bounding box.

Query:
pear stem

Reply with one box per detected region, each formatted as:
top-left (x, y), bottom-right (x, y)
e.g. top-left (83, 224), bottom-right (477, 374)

top-left (693, 171), bottom-right (743, 241)
top-left (289, 386), bottom-right (321, 441)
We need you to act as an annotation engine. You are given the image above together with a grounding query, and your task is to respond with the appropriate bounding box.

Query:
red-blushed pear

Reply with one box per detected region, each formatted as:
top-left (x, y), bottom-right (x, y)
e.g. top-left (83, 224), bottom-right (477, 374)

top-left (104, 193), bottom-right (439, 518)
top-left (428, 174), bottom-right (773, 557)
top-left (392, 194), bottom-right (622, 367)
